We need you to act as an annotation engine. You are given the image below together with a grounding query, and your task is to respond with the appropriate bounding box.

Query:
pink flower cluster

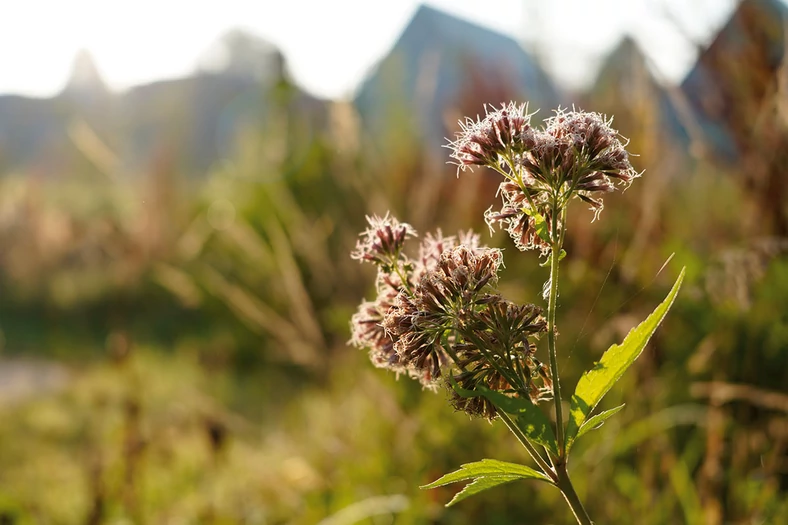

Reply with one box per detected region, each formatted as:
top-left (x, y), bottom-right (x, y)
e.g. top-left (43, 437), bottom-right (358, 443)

top-left (350, 215), bottom-right (550, 418)
top-left (449, 104), bottom-right (640, 254)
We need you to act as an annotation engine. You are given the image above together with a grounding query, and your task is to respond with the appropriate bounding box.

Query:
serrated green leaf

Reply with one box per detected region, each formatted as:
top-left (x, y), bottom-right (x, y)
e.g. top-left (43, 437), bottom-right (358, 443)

top-left (445, 476), bottom-right (522, 506)
top-left (450, 381), bottom-right (558, 457)
top-left (421, 458), bottom-right (550, 489)
top-left (421, 459), bottom-right (552, 506)
top-left (565, 268), bottom-right (685, 451)
top-left (574, 403), bottom-right (625, 443)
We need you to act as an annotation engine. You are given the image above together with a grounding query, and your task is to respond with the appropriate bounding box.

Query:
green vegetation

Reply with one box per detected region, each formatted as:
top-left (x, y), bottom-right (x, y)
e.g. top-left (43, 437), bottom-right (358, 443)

top-left (0, 65), bottom-right (787, 524)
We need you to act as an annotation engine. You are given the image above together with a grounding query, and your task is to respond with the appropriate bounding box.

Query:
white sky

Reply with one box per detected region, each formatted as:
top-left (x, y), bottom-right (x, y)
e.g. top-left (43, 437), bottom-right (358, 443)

top-left (0, 0), bottom-right (741, 99)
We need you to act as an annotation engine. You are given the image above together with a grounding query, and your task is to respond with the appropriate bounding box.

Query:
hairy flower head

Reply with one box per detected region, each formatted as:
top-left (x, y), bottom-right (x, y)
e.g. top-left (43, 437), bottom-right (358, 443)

top-left (382, 292), bottom-right (448, 389)
top-left (350, 214), bottom-right (553, 408)
top-left (484, 181), bottom-right (555, 255)
top-left (418, 246), bottom-right (503, 320)
top-left (541, 108), bottom-right (639, 216)
top-left (350, 273), bottom-right (407, 373)
top-left (448, 297), bottom-right (550, 420)
top-left (351, 213), bottom-right (417, 267)
top-left (450, 103), bottom-right (641, 253)
top-left (380, 246), bottom-right (504, 388)
top-left (447, 102), bottom-right (539, 172)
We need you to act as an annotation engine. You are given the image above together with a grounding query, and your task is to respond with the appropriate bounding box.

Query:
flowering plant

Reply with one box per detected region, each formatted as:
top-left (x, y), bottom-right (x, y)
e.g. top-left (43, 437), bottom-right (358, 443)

top-left (350, 103), bottom-right (684, 524)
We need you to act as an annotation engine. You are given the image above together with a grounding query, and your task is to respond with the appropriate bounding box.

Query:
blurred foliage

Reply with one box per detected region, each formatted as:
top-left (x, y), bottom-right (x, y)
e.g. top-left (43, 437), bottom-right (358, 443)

top-left (0, 29), bottom-right (787, 525)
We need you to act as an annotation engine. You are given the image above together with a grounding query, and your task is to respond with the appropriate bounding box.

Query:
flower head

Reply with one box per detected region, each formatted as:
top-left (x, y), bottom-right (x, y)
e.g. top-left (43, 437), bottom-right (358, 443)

top-left (451, 103), bottom-right (641, 252)
top-left (418, 246), bottom-right (503, 319)
top-left (350, 300), bottom-right (400, 369)
top-left (415, 229), bottom-right (457, 280)
top-left (380, 246), bottom-right (503, 388)
top-left (350, 273), bottom-right (405, 373)
top-left (447, 102), bottom-right (538, 172)
top-left (541, 108), bottom-right (639, 217)
top-left (415, 229), bottom-right (486, 277)
top-left (484, 181), bottom-right (555, 255)
top-left (382, 292), bottom-right (448, 390)
top-left (351, 213), bottom-right (417, 267)
top-left (351, 215), bottom-right (516, 391)
top-left (350, 214), bottom-right (554, 416)
top-left (448, 297), bottom-right (550, 420)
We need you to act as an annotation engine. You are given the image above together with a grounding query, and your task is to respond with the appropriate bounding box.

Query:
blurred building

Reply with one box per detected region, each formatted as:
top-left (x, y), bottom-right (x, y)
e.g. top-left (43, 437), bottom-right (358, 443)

top-left (681, 0), bottom-right (788, 161)
top-left (354, 4), bottom-right (560, 158)
top-left (583, 35), bottom-right (687, 159)
top-left (0, 32), bottom-right (328, 180)
top-left (681, 0), bottom-right (788, 234)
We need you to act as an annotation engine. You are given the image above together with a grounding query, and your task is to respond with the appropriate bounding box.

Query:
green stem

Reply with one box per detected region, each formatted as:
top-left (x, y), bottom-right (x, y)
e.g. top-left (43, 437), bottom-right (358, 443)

top-left (391, 259), bottom-right (413, 296)
top-left (547, 206), bottom-right (564, 457)
top-left (545, 204), bottom-right (592, 524)
top-left (498, 411), bottom-right (557, 483)
top-left (555, 464), bottom-right (594, 525)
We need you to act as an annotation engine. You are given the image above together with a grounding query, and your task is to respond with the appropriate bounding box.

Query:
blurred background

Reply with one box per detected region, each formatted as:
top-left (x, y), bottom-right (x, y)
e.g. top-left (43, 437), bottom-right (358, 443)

top-left (0, 0), bottom-right (786, 523)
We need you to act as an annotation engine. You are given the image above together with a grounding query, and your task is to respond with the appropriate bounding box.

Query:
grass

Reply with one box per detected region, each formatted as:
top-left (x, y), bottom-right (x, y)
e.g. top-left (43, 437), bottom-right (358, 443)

top-left (0, 82), bottom-right (785, 523)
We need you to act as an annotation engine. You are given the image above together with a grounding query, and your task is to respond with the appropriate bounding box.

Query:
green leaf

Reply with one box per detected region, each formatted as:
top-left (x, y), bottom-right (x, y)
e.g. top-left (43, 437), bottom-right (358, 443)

top-left (421, 459), bottom-right (552, 506)
top-left (522, 206), bottom-right (551, 246)
top-left (540, 249), bottom-right (567, 267)
top-left (451, 381), bottom-right (559, 457)
top-left (445, 476), bottom-right (522, 506)
top-left (565, 267), bottom-right (685, 453)
top-left (421, 458), bottom-right (551, 488)
top-left (574, 403), bottom-right (625, 442)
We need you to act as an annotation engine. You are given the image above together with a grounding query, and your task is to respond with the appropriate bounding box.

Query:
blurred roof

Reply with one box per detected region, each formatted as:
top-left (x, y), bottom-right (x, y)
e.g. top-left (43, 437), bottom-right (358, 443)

top-left (585, 36), bottom-right (689, 146)
top-left (354, 4), bottom-right (560, 150)
top-left (0, 32), bottom-right (328, 178)
top-left (681, 0), bottom-right (788, 160)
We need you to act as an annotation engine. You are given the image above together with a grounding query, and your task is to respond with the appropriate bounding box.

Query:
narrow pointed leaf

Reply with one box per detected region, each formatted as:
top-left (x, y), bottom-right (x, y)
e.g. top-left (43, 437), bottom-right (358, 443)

top-left (574, 404), bottom-right (625, 443)
top-left (445, 476), bottom-right (522, 506)
top-left (421, 458), bottom-right (550, 489)
top-left (451, 381), bottom-right (558, 457)
top-left (565, 267), bottom-right (685, 451)
top-left (421, 459), bottom-right (552, 506)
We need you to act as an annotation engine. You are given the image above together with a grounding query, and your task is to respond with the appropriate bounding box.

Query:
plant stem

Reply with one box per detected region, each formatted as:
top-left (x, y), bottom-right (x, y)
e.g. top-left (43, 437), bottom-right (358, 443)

top-left (501, 410), bottom-right (593, 524)
top-left (547, 217), bottom-right (564, 456)
top-left (391, 259), bottom-right (413, 296)
top-left (546, 206), bottom-right (592, 525)
top-left (498, 411), bottom-right (557, 483)
top-left (555, 464), bottom-right (594, 525)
